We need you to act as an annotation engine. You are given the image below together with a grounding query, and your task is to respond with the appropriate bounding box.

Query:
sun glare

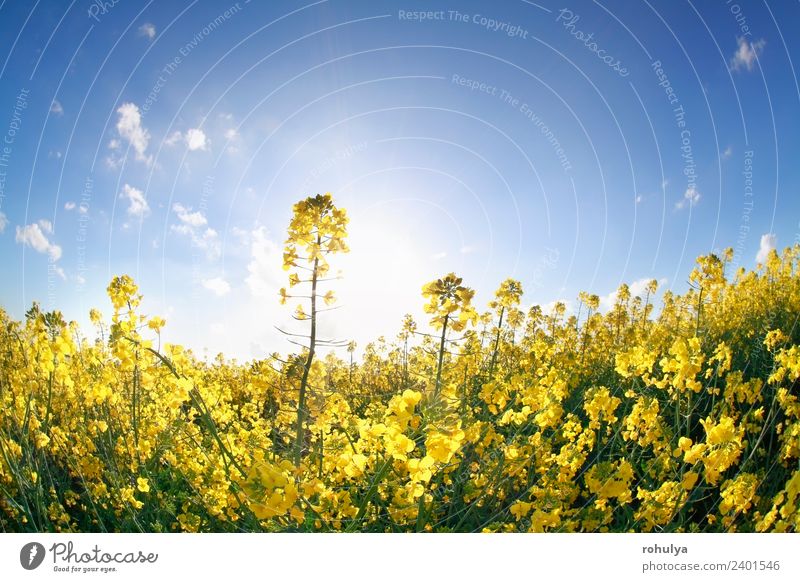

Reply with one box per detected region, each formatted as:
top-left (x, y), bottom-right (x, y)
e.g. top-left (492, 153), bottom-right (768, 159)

top-left (334, 207), bottom-right (432, 348)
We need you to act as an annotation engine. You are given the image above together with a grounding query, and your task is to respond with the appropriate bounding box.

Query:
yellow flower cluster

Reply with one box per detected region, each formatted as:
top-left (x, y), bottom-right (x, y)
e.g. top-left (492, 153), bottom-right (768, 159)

top-left (583, 387), bottom-right (621, 431)
top-left (243, 458), bottom-right (303, 522)
top-left (655, 337), bottom-right (705, 394)
top-left (719, 474), bottom-right (759, 528)
top-left (1, 228), bottom-right (800, 533)
top-left (585, 459), bottom-right (634, 504)
top-left (635, 481), bottom-right (686, 531)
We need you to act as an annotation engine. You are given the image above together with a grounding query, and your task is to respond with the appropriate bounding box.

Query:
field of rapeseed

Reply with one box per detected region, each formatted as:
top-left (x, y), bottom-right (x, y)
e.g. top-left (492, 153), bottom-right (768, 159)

top-left (1, 194), bottom-right (799, 533)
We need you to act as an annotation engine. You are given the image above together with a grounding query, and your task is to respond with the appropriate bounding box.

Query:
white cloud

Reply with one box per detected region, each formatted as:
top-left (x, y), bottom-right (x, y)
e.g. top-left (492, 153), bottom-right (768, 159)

top-left (15, 220), bottom-right (62, 260)
top-left (224, 128), bottom-right (240, 154)
top-left (162, 227), bottom-right (291, 360)
top-left (173, 203), bottom-right (207, 227)
top-left (165, 131), bottom-right (183, 146)
top-left (730, 37), bottom-right (766, 72)
top-left (64, 201), bottom-right (76, 211)
top-left (675, 185), bottom-right (701, 210)
top-left (165, 128), bottom-right (209, 152)
top-left (202, 277), bottom-right (231, 296)
top-left (185, 128), bottom-right (208, 151)
top-left (635, 194), bottom-right (643, 204)
top-left (173, 225), bottom-right (220, 259)
top-left (459, 245), bottom-right (477, 254)
top-left (114, 102), bottom-right (151, 164)
top-left (246, 227), bottom-right (283, 297)
top-left (756, 233), bottom-right (776, 263)
top-left (430, 251), bottom-right (447, 260)
top-left (721, 146), bottom-right (733, 160)
top-left (138, 22), bottom-right (156, 40)
top-left (541, 299), bottom-right (574, 316)
top-left (632, 277), bottom-right (668, 296)
top-left (170, 204), bottom-right (219, 260)
top-left (599, 277), bottom-right (666, 312)
top-left (120, 184), bottom-right (150, 218)
top-left (50, 100), bottom-right (63, 116)
top-left (0, 211), bottom-right (7, 233)
top-left (232, 226), bottom-right (250, 246)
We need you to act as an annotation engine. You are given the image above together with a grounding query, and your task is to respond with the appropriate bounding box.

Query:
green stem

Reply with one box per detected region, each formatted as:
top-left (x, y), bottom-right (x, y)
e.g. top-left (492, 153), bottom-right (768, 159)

top-left (488, 307), bottom-right (504, 381)
top-left (294, 238), bottom-right (320, 466)
top-left (347, 456), bottom-right (392, 531)
top-left (434, 315), bottom-right (449, 399)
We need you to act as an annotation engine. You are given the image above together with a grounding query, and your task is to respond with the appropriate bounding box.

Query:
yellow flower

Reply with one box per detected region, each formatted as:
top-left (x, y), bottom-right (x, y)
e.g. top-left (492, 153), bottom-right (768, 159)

top-left (615, 346), bottom-right (657, 379)
top-left (384, 429), bottom-right (416, 461)
top-left (243, 459), bottom-right (299, 520)
top-left (343, 453), bottom-right (367, 478)
top-left (425, 426), bottom-right (465, 464)
top-left (764, 329), bottom-right (788, 351)
top-left (622, 396), bottom-right (662, 448)
top-left (34, 432), bottom-right (51, 449)
top-left (683, 443), bottom-right (706, 465)
top-left (681, 472), bottom-right (699, 491)
top-left (509, 501), bottom-right (531, 521)
top-left (635, 481), bottom-right (686, 531)
top-left (719, 473), bottom-right (758, 522)
top-left (656, 336), bottom-right (705, 394)
top-left (697, 416), bottom-right (744, 484)
top-left (147, 316), bottom-right (166, 332)
top-left (407, 455), bottom-right (435, 498)
top-left (121, 487), bottom-right (143, 510)
top-left (584, 459), bottom-right (634, 503)
top-left (407, 455), bottom-right (434, 484)
top-left (136, 477), bottom-right (151, 493)
top-left (530, 508), bottom-right (561, 532)
top-left (89, 308), bottom-right (103, 324)
top-left (583, 386), bottom-right (621, 429)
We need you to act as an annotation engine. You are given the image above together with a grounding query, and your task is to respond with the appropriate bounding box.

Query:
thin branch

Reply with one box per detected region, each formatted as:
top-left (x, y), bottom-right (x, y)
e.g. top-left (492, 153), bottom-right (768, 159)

top-left (275, 326), bottom-right (310, 339)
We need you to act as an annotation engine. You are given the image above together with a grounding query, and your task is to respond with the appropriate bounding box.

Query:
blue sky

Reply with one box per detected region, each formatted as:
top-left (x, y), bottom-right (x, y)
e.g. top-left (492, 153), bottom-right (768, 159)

top-left (0, 0), bottom-right (798, 359)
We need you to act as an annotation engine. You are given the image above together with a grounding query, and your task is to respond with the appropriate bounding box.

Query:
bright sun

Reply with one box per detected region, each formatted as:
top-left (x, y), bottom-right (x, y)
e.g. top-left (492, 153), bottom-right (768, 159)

top-left (331, 208), bottom-right (432, 349)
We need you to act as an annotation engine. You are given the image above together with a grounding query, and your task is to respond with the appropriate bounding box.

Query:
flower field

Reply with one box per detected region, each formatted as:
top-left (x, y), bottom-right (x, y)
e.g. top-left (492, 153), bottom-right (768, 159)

top-left (1, 195), bottom-right (799, 533)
